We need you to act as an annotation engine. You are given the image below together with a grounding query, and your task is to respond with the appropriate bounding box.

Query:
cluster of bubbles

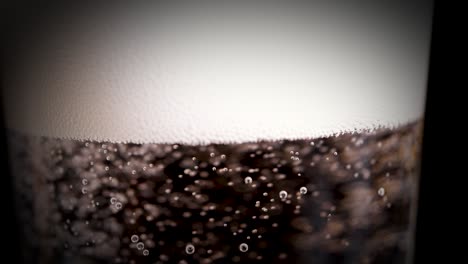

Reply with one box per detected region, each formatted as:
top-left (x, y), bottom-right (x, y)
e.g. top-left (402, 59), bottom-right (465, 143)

top-left (72, 139), bottom-right (321, 262)
top-left (7, 121), bottom-right (422, 263)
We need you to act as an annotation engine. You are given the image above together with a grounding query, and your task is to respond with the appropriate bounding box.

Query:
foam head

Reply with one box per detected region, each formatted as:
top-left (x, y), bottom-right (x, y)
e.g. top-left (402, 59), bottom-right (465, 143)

top-left (3, 1), bottom-right (433, 144)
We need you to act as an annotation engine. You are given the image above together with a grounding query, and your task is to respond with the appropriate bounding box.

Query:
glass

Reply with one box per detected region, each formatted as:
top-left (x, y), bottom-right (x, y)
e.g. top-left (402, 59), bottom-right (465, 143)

top-left (3, 1), bottom-right (433, 263)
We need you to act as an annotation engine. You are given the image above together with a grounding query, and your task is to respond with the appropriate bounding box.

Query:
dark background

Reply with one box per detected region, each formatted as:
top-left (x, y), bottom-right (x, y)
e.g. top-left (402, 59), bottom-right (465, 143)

top-left (1, 1), bottom-right (465, 263)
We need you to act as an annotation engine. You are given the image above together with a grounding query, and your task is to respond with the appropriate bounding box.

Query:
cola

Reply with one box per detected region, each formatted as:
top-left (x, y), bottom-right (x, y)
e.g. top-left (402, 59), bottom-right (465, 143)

top-left (3, 2), bottom-right (432, 263)
top-left (7, 121), bottom-right (422, 264)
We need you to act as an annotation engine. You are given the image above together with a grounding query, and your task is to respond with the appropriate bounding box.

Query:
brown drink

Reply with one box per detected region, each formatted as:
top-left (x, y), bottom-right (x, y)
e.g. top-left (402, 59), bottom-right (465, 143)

top-left (8, 121), bottom-right (422, 263)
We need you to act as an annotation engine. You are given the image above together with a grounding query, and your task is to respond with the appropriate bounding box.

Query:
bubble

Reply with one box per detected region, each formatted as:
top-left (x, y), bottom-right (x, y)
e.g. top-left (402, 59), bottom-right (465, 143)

top-left (378, 187), bottom-right (385, 197)
top-left (82, 179), bottom-right (88, 185)
top-left (110, 197), bottom-right (117, 204)
top-left (131, 235), bottom-right (139, 243)
top-left (244, 177), bottom-right (252, 184)
top-left (81, 188), bottom-right (88, 194)
top-left (143, 249), bottom-right (149, 256)
top-left (239, 243), bottom-right (249, 252)
top-left (185, 244), bottom-right (195, 254)
top-left (136, 242), bottom-right (145, 250)
top-left (300, 187), bottom-right (307, 195)
top-left (115, 202), bottom-right (123, 210)
top-left (279, 190), bottom-right (288, 199)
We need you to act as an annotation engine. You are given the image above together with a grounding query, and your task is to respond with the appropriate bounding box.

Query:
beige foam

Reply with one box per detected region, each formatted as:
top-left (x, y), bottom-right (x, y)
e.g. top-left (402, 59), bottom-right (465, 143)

top-left (3, 2), bottom-right (432, 144)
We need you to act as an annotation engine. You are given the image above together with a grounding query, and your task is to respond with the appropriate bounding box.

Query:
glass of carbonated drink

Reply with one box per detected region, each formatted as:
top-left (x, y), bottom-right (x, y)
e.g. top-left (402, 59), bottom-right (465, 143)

top-left (3, 1), bottom-right (433, 263)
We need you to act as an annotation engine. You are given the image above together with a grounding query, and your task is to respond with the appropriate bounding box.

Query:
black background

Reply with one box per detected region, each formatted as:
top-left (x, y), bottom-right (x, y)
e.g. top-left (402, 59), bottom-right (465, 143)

top-left (1, 1), bottom-right (465, 263)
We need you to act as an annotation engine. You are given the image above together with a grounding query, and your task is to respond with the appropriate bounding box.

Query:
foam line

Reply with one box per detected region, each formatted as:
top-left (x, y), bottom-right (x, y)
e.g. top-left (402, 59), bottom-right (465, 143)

top-left (3, 1), bottom-right (432, 144)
